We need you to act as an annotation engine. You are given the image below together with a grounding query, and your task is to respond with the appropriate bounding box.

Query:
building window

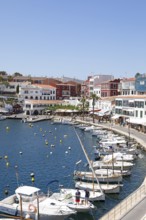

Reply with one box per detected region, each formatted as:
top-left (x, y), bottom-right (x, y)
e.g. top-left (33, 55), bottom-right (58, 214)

top-left (140, 111), bottom-right (143, 118)
top-left (136, 110), bottom-right (138, 117)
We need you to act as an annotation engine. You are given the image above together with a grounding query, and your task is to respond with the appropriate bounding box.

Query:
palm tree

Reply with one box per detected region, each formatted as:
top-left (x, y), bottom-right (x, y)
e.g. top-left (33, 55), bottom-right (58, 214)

top-left (90, 93), bottom-right (99, 123)
top-left (80, 96), bottom-right (89, 120)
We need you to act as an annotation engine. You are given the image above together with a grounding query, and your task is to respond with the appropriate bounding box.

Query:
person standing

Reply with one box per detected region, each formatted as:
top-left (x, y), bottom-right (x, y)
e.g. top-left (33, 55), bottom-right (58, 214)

top-left (75, 189), bottom-right (81, 204)
top-left (85, 189), bottom-right (90, 205)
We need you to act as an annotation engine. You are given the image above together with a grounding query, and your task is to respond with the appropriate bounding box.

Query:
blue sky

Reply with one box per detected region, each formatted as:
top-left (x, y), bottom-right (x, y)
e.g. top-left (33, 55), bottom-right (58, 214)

top-left (0, 0), bottom-right (146, 80)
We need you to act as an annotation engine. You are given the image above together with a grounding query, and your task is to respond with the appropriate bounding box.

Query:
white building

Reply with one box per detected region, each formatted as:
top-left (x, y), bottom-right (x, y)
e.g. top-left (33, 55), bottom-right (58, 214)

top-left (89, 75), bottom-right (114, 96)
top-left (63, 97), bottom-right (81, 107)
top-left (115, 95), bottom-right (146, 125)
top-left (118, 78), bottom-right (137, 96)
top-left (23, 100), bottom-right (63, 115)
top-left (89, 96), bottom-right (114, 116)
top-left (19, 84), bottom-right (56, 101)
top-left (93, 84), bottom-right (101, 97)
top-left (0, 81), bottom-right (31, 94)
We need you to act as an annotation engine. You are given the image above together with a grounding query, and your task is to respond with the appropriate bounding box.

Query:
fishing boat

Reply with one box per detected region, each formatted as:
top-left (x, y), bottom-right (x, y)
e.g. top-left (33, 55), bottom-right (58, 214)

top-left (75, 181), bottom-right (121, 194)
top-left (49, 189), bottom-right (95, 212)
top-left (74, 170), bottom-right (123, 183)
top-left (0, 185), bottom-right (76, 220)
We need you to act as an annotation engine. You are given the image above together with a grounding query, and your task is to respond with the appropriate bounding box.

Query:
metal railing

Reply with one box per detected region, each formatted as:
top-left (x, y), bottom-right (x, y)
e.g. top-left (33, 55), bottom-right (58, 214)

top-left (100, 183), bottom-right (146, 220)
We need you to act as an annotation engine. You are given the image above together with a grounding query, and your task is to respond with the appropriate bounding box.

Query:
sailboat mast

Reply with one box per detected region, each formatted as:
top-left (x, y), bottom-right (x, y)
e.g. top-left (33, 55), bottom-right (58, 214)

top-left (74, 128), bottom-right (104, 194)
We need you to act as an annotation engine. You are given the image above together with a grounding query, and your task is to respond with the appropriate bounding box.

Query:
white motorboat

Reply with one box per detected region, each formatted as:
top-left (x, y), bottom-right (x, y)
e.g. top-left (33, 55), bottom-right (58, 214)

top-left (0, 185), bottom-right (76, 220)
top-left (84, 125), bottom-right (95, 132)
top-left (75, 181), bottom-right (121, 194)
top-left (92, 160), bottom-right (134, 170)
top-left (74, 170), bottom-right (122, 183)
top-left (59, 188), bottom-right (105, 202)
top-left (99, 139), bottom-right (126, 148)
top-left (92, 129), bottom-right (107, 136)
top-left (103, 152), bottom-right (135, 162)
top-left (49, 189), bottom-right (95, 212)
top-left (0, 114), bottom-right (6, 120)
top-left (61, 118), bottom-right (73, 125)
top-left (22, 116), bottom-right (40, 123)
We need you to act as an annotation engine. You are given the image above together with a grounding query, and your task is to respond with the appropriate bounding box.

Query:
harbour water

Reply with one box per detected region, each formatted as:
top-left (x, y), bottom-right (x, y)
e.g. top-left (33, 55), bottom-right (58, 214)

top-left (0, 119), bottom-right (146, 220)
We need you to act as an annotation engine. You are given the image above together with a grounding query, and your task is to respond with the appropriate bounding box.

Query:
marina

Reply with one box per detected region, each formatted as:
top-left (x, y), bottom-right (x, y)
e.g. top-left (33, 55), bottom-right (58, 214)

top-left (0, 118), bottom-right (146, 219)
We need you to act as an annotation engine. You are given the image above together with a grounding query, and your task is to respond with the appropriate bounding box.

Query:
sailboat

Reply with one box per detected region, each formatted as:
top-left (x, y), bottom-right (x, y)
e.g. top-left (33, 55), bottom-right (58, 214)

top-left (74, 129), bottom-right (122, 194)
top-left (74, 170), bottom-right (123, 183)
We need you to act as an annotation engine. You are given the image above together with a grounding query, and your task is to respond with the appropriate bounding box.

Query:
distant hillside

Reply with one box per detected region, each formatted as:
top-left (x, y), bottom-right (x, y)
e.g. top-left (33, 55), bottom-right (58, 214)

top-left (55, 76), bottom-right (83, 84)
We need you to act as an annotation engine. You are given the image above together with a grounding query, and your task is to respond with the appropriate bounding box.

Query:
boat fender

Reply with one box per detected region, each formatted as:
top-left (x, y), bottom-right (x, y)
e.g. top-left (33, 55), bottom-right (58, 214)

top-left (28, 204), bottom-right (37, 213)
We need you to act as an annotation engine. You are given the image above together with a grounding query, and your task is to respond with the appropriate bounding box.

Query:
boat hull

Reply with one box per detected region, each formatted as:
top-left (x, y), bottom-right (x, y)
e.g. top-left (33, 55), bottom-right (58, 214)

top-left (75, 181), bottom-right (121, 194)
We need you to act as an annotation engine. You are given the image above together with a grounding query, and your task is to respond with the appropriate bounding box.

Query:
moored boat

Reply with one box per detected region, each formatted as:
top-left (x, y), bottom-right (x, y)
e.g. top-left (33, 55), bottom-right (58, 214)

top-left (92, 160), bottom-right (134, 170)
top-left (75, 181), bottom-right (121, 194)
top-left (0, 185), bottom-right (76, 220)
top-left (74, 170), bottom-right (123, 183)
top-left (49, 189), bottom-right (95, 212)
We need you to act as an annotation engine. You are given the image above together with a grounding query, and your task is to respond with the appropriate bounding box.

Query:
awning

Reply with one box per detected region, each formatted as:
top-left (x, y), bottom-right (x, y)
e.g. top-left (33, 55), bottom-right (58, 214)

top-left (111, 115), bottom-right (121, 119)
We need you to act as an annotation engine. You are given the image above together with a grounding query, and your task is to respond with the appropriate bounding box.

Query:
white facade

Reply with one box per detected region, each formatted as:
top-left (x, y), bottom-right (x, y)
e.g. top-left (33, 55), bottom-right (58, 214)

top-left (19, 84), bottom-right (56, 101)
top-left (115, 95), bottom-right (146, 124)
top-left (118, 78), bottom-right (137, 96)
top-left (23, 100), bottom-right (63, 115)
top-left (93, 85), bottom-right (101, 97)
top-left (89, 97), bottom-right (114, 114)
top-left (89, 75), bottom-right (114, 96)
top-left (63, 97), bottom-right (81, 106)
top-left (0, 82), bottom-right (31, 94)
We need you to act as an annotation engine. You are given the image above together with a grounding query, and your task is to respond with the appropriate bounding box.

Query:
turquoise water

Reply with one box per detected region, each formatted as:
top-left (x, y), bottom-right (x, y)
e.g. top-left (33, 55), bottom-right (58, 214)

top-left (0, 119), bottom-right (146, 220)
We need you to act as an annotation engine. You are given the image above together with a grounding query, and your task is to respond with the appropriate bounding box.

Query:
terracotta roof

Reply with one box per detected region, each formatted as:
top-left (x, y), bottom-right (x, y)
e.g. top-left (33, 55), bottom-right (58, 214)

top-left (121, 78), bottom-right (135, 82)
top-left (32, 84), bottom-right (56, 89)
top-left (101, 96), bottom-right (117, 101)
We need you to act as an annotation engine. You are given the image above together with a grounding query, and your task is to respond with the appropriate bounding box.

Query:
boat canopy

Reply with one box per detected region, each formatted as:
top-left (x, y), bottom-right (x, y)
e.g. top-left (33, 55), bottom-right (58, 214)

top-left (15, 186), bottom-right (40, 196)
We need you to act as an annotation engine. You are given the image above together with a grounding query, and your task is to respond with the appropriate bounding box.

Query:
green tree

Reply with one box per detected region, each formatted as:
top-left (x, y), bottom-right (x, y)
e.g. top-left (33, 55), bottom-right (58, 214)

top-left (90, 93), bottom-right (99, 123)
top-left (80, 96), bottom-right (89, 120)
top-left (8, 75), bottom-right (13, 82)
top-left (13, 72), bottom-right (23, 77)
top-left (16, 85), bottom-right (19, 94)
top-left (135, 72), bottom-right (141, 78)
top-left (0, 71), bottom-right (7, 76)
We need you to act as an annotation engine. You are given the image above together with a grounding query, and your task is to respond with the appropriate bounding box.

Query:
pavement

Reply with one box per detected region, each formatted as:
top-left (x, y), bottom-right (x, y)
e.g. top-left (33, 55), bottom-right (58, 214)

top-left (121, 196), bottom-right (146, 220)
top-left (75, 117), bottom-right (146, 150)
